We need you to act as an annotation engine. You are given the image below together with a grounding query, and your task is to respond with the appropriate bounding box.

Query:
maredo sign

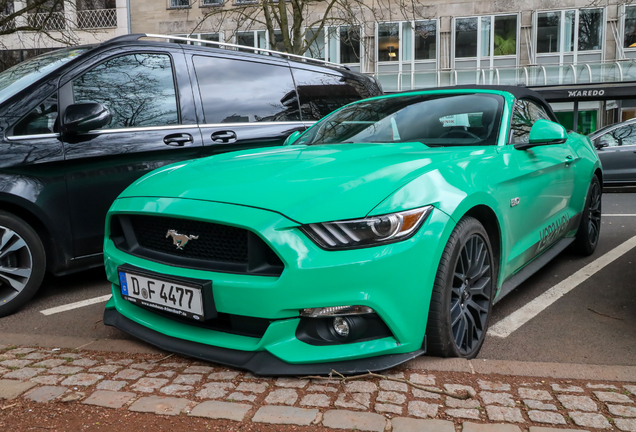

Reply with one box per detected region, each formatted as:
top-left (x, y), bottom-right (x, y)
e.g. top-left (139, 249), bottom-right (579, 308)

top-left (568, 89), bottom-right (605, 97)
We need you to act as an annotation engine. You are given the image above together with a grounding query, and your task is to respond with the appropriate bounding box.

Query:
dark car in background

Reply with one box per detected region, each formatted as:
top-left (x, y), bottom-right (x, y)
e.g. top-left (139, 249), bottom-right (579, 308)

top-left (0, 33), bottom-right (382, 317)
top-left (588, 119), bottom-right (636, 184)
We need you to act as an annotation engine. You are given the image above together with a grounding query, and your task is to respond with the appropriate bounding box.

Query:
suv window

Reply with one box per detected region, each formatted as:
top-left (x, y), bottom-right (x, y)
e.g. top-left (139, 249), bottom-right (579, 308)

top-left (291, 69), bottom-right (371, 121)
top-left (510, 99), bottom-right (550, 143)
top-left (72, 53), bottom-right (179, 129)
top-left (193, 56), bottom-right (300, 123)
top-left (13, 93), bottom-right (58, 136)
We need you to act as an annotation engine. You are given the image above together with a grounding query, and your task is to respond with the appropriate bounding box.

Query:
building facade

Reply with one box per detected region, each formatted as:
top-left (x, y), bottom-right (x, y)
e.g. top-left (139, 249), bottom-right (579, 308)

top-left (0, 0), bottom-right (129, 69)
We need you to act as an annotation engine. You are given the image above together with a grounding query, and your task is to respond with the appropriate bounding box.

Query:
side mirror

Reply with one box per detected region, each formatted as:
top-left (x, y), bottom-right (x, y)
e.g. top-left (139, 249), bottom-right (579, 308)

top-left (284, 130), bottom-right (302, 146)
top-left (63, 102), bottom-right (111, 135)
top-left (594, 140), bottom-right (609, 150)
top-left (515, 119), bottom-right (567, 150)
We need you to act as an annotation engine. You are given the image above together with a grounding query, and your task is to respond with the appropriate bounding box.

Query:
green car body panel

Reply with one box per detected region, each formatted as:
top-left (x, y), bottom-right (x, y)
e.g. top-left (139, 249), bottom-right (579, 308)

top-left (103, 88), bottom-right (601, 372)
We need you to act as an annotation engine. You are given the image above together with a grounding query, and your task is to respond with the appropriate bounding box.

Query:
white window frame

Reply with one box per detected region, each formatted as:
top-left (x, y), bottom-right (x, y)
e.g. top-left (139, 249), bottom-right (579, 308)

top-left (451, 13), bottom-right (520, 69)
top-left (532, 8), bottom-right (606, 64)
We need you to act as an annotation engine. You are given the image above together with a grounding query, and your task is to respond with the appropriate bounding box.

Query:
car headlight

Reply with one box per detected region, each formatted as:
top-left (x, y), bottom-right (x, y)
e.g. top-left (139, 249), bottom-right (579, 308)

top-left (300, 206), bottom-right (433, 250)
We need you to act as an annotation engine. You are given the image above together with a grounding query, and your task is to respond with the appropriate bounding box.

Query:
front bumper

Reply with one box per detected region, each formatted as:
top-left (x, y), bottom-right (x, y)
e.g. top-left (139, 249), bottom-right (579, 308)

top-left (104, 308), bottom-right (424, 375)
top-left (104, 196), bottom-right (454, 373)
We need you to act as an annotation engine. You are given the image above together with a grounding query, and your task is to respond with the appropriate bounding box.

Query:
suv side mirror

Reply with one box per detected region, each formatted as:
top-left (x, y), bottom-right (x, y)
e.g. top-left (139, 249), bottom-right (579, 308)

top-left (63, 103), bottom-right (111, 135)
top-left (284, 130), bottom-right (302, 146)
top-left (514, 119), bottom-right (567, 150)
top-left (594, 138), bottom-right (609, 150)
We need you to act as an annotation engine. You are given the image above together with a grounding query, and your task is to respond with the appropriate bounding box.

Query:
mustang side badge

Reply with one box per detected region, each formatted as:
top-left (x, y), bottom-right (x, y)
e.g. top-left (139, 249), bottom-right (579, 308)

top-left (510, 197), bottom-right (520, 207)
top-left (166, 229), bottom-right (199, 250)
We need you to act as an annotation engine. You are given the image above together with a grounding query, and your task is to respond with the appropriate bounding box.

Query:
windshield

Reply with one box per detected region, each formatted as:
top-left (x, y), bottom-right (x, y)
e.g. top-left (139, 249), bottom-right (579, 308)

top-left (296, 93), bottom-right (504, 147)
top-left (0, 48), bottom-right (87, 105)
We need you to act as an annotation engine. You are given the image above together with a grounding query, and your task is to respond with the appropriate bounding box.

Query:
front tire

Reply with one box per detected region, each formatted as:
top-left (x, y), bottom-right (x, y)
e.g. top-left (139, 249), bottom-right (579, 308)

top-left (0, 211), bottom-right (46, 317)
top-left (572, 176), bottom-right (602, 256)
top-left (426, 217), bottom-right (494, 359)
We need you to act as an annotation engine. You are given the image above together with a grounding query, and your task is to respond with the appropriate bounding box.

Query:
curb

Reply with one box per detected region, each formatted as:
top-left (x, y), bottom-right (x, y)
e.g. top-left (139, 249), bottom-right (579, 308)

top-left (3, 332), bottom-right (635, 382)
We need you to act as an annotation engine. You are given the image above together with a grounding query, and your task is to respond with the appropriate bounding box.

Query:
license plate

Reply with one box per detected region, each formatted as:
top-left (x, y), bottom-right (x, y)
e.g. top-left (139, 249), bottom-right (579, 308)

top-left (119, 270), bottom-right (205, 320)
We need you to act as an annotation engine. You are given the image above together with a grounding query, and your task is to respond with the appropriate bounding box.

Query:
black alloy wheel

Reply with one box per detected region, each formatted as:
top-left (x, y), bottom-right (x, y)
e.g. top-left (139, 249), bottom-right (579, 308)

top-left (426, 216), bottom-right (495, 359)
top-left (450, 234), bottom-right (492, 355)
top-left (587, 180), bottom-right (602, 246)
top-left (572, 176), bottom-right (602, 256)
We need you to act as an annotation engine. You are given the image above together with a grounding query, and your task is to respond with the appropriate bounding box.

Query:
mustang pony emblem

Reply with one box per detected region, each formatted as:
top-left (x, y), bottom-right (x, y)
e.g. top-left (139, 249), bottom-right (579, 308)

top-left (166, 230), bottom-right (199, 250)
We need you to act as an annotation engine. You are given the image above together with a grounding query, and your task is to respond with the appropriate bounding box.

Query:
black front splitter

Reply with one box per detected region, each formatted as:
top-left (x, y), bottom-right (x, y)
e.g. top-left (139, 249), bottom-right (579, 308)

top-left (103, 308), bottom-right (425, 376)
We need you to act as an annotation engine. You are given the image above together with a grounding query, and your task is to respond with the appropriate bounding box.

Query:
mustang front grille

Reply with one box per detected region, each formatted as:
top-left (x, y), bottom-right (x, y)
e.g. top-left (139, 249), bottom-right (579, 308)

top-left (110, 215), bottom-right (284, 276)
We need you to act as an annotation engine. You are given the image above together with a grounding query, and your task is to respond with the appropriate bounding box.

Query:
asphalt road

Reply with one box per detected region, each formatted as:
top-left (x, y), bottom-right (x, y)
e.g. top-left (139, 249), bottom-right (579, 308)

top-left (1, 191), bottom-right (635, 366)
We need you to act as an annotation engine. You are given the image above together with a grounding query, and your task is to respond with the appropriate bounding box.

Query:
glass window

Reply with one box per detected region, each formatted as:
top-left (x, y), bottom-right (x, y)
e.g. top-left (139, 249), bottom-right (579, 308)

top-left (402, 22), bottom-right (413, 61)
top-left (0, 48), bottom-right (86, 105)
top-left (237, 31), bottom-right (255, 47)
top-left (480, 17), bottom-right (491, 57)
top-left (510, 99), bottom-right (550, 143)
top-left (578, 9), bottom-right (603, 51)
top-left (604, 124), bottom-right (636, 146)
top-left (414, 20), bottom-right (436, 60)
top-left (537, 12), bottom-right (560, 54)
top-left (455, 18), bottom-right (478, 58)
top-left (625, 6), bottom-right (636, 48)
top-left (13, 93), bottom-right (58, 136)
top-left (193, 56), bottom-right (300, 123)
top-left (200, 33), bottom-right (219, 42)
top-left (201, 0), bottom-right (222, 5)
top-left (304, 28), bottom-right (325, 59)
top-left (297, 94), bottom-right (503, 147)
top-left (564, 10), bottom-right (575, 52)
top-left (169, 0), bottom-right (189, 7)
top-left (378, 23), bottom-right (399, 62)
top-left (340, 26), bottom-right (361, 64)
top-left (291, 69), bottom-right (373, 121)
top-left (494, 15), bottom-right (517, 56)
top-left (72, 53), bottom-right (179, 129)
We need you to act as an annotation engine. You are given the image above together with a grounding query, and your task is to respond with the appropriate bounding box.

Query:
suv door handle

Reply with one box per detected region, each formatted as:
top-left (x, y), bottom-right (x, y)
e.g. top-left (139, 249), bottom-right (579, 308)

top-left (164, 133), bottom-right (193, 146)
top-left (211, 131), bottom-right (237, 144)
top-left (565, 155), bottom-right (574, 164)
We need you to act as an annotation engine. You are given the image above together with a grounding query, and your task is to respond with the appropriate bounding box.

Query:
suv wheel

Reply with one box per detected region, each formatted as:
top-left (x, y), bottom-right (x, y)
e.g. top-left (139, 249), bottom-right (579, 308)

top-left (0, 211), bottom-right (46, 317)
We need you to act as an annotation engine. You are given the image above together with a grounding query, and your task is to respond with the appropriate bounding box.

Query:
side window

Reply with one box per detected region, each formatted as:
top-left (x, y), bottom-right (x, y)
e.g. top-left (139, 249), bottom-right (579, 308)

top-left (193, 56), bottom-right (300, 123)
top-left (291, 69), bottom-right (375, 121)
top-left (72, 53), bottom-right (179, 129)
top-left (611, 124), bottom-right (636, 146)
top-left (13, 93), bottom-right (58, 136)
top-left (510, 99), bottom-right (551, 143)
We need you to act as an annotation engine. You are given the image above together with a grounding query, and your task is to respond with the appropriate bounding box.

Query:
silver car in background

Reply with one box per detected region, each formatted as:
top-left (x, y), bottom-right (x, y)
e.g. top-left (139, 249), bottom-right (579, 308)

top-left (588, 119), bottom-right (636, 185)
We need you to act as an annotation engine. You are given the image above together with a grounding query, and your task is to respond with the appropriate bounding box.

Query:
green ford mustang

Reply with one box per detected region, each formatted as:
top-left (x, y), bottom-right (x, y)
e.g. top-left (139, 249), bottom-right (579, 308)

top-left (103, 86), bottom-right (602, 375)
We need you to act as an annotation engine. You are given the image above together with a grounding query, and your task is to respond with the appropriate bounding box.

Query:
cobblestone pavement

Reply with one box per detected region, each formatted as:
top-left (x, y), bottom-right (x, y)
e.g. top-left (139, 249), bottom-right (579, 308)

top-left (1, 345), bottom-right (635, 432)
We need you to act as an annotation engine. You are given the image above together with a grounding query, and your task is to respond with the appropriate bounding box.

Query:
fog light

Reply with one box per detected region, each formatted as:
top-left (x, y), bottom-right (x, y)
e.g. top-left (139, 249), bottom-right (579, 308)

top-left (332, 317), bottom-right (350, 337)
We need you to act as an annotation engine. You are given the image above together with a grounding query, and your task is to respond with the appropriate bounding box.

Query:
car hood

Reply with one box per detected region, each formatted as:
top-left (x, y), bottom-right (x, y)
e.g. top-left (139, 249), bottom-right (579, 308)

top-left (122, 143), bottom-right (481, 224)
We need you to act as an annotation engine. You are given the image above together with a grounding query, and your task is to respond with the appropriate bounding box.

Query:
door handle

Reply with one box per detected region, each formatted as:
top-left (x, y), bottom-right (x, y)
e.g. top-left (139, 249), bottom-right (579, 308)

top-left (565, 155), bottom-right (574, 165)
top-left (163, 133), bottom-right (193, 147)
top-left (211, 131), bottom-right (237, 144)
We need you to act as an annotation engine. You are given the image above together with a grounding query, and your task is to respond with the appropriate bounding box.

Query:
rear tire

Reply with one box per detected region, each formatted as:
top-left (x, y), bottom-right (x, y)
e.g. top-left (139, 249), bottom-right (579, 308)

top-left (426, 217), bottom-right (494, 359)
top-left (0, 211), bottom-right (46, 317)
top-left (572, 176), bottom-right (602, 256)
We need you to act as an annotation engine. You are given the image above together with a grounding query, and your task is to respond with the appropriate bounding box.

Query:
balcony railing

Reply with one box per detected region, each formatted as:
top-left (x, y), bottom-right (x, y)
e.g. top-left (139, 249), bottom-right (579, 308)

top-left (77, 9), bottom-right (117, 29)
top-left (26, 11), bottom-right (65, 31)
top-left (373, 60), bottom-right (636, 92)
top-left (0, 15), bottom-right (15, 32)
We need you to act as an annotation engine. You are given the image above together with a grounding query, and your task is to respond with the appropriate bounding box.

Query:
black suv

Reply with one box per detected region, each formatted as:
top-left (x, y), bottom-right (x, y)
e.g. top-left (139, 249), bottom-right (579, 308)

top-left (0, 34), bottom-right (382, 316)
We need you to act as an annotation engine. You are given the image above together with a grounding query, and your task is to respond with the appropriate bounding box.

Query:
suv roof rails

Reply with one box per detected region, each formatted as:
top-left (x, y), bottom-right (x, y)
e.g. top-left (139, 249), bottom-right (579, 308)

top-left (135, 33), bottom-right (350, 70)
top-left (100, 33), bottom-right (149, 46)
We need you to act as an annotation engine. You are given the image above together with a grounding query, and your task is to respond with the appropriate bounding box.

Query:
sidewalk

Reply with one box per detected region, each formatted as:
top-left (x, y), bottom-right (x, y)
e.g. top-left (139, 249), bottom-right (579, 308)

top-left (0, 344), bottom-right (634, 432)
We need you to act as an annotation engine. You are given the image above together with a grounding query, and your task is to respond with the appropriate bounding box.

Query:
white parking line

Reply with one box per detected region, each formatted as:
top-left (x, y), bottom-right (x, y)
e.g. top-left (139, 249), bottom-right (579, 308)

top-left (488, 235), bottom-right (636, 338)
top-left (603, 214), bottom-right (636, 217)
top-left (40, 295), bottom-right (112, 316)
